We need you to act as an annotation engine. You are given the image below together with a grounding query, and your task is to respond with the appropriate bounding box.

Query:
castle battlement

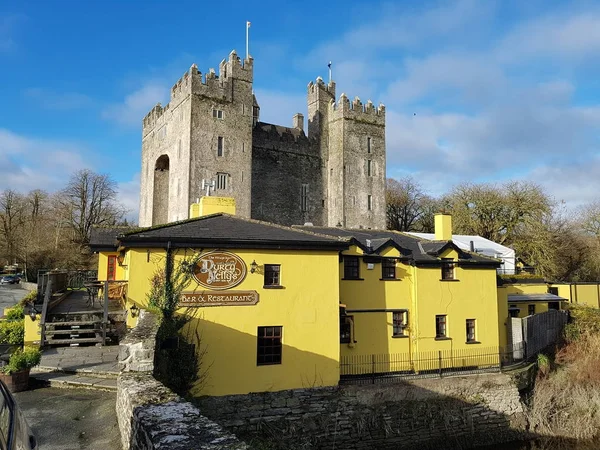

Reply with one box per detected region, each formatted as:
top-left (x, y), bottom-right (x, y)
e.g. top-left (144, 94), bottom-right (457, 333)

top-left (329, 93), bottom-right (385, 124)
top-left (308, 77), bottom-right (336, 100)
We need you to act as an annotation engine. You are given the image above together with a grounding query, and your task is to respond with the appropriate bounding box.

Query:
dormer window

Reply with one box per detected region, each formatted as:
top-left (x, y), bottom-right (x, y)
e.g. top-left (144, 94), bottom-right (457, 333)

top-left (441, 258), bottom-right (455, 280)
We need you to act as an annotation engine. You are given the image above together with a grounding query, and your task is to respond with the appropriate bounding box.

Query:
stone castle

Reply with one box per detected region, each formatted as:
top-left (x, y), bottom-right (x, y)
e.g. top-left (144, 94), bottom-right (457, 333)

top-left (138, 50), bottom-right (386, 228)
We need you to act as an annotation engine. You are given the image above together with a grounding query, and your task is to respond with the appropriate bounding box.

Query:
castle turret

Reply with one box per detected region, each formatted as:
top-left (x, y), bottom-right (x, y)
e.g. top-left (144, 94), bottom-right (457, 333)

top-left (326, 93), bottom-right (386, 229)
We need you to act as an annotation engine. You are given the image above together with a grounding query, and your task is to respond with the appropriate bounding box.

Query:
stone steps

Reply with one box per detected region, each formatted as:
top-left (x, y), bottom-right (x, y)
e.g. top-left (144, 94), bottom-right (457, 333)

top-left (30, 371), bottom-right (117, 391)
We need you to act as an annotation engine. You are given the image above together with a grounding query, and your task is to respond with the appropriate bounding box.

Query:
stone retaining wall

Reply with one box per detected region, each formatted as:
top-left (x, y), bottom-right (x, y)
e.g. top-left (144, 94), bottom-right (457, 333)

top-left (116, 311), bottom-right (247, 450)
top-left (196, 373), bottom-right (527, 450)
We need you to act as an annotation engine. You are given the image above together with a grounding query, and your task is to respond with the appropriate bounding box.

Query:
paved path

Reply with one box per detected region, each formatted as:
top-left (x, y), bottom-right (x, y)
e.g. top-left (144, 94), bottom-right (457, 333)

top-left (14, 385), bottom-right (120, 450)
top-left (0, 284), bottom-right (27, 312)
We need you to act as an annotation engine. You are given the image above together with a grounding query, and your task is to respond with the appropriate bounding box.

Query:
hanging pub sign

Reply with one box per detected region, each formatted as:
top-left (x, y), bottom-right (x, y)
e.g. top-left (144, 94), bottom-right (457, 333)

top-left (179, 290), bottom-right (259, 307)
top-left (192, 251), bottom-right (247, 290)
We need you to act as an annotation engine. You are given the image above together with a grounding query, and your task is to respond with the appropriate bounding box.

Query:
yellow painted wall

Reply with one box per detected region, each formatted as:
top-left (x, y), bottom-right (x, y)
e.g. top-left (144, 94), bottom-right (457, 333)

top-left (340, 244), bottom-right (500, 370)
top-left (414, 266), bottom-right (499, 352)
top-left (97, 252), bottom-right (126, 281)
top-left (24, 315), bottom-right (40, 347)
top-left (125, 247), bottom-right (341, 397)
top-left (569, 284), bottom-right (600, 308)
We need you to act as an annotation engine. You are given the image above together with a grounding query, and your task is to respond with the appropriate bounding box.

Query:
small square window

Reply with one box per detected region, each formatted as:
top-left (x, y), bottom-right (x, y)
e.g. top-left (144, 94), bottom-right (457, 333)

top-left (436, 315), bottom-right (447, 338)
top-left (441, 258), bottom-right (455, 280)
top-left (257, 326), bottom-right (282, 365)
top-left (213, 109), bottom-right (224, 119)
top-left (344, 256), bottom-right (360, 279)
top-left (382, 258), bottom-right (396, 279)
top-left (393, 311), bottom-right (408, 337)
top-left (264, 264), bottom-right (280, 286)
top-left (466, 319), bottom-right (476, 342)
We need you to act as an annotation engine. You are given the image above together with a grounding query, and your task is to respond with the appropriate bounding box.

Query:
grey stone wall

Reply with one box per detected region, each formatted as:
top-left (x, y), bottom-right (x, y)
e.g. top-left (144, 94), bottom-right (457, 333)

top-left (195, 373), bottom-right (526, 450)
top-left (251, 125), bottom-right (324, 226)
top-left (117, 310), bottom-right (247, 450)
top-left (139, 52), bottom-right (387, 230)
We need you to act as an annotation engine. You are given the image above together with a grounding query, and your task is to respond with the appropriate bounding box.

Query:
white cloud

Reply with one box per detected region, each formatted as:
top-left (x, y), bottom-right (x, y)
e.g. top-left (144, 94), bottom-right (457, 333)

top-left (497, 10), bottom-right (600, 62)
top-left (24, 88), bottom-right (93, 110)
top-left (117, 173), bottom-right (140, 224)
top-left (0, 129), bottom-right (90, 193)
top-left (102, 81), bottom-right (168, 127)
top-left (253, 89), bottom-right (306, 127)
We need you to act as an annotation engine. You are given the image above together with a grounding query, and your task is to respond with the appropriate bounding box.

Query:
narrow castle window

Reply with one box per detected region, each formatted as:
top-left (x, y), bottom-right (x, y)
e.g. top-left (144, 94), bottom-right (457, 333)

top-left (216, 172), bottom-right (228, 190)
top-left (301, 184), bottom-right (309, 212)
top-left (217, 136), bottom-right (224, 157)
top-left (367, 137), bottom-right (372, 153)
top-left (177, 139), bottom-right (181, 159)
top-left (367, 160), bottom-right (372, 176)
top-left (367, 195), bottom-right (372, 211)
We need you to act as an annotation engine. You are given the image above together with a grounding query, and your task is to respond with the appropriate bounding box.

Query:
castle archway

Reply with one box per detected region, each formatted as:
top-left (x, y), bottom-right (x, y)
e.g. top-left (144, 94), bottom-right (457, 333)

top-left (152, 154), bottom-right (170, 225)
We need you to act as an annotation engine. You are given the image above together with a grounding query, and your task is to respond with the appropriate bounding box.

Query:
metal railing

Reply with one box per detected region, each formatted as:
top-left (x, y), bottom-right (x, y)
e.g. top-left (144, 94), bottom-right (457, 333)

top-left (340, 344), bottom-right (526, 384)
top-left (67, 270), bottom-right (98, 289)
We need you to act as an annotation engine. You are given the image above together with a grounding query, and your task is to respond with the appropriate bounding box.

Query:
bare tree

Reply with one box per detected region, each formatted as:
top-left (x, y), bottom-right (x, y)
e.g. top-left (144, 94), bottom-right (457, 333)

top-left (386, 177), bottom-right (429, 231)
top-left (0, 190), bottom-right (27, 266)
top-left (444, 181), bottom-right (551, 244)
top-left (59, 169), bottom-right (124, 245)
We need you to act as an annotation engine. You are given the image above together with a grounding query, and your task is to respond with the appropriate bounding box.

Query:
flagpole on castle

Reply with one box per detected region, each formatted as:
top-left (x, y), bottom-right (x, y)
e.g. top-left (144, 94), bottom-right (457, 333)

top-left (246, 21), bottom-right (251, 60)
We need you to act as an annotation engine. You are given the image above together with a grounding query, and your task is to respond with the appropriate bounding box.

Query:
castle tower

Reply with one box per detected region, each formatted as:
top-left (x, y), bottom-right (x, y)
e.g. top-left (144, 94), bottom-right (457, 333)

top-left (326, 94), bottom-right (386, 229)
top-left (307, 77), bottom-right (335, 227)
top-left (139, 50), bottom-right (254, 226)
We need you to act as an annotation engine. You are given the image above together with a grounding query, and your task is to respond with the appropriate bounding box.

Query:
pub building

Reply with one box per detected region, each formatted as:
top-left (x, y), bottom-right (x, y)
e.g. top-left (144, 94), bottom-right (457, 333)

top-left (90, 197), bottom-right (348, 396)
top-left (91, 198), bottom-right (504, 397)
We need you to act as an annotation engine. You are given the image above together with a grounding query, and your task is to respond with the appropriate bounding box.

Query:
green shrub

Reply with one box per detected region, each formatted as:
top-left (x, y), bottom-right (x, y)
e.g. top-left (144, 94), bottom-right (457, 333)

top-left (4, 306), bottom-right (24, 321)
top-left (0, 320), bottom-right (24, 346)
top-left (18, 290), bottom-right (37, 308)
top-left (1, 347), bottom-right (41, 375)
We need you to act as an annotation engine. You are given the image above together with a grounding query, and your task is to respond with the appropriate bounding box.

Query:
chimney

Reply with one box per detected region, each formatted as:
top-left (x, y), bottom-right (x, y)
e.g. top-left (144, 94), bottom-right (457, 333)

top-left (189, 197), bottom-right (236, 218)
top-left (293, 113), bottom-right (304, 132)
top-left (434, 214), bottom-right (452, 241)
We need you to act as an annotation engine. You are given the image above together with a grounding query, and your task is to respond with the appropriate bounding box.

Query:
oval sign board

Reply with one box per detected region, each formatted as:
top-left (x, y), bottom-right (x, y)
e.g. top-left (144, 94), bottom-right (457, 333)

top-left (192, 251), bottom-right (247, 290)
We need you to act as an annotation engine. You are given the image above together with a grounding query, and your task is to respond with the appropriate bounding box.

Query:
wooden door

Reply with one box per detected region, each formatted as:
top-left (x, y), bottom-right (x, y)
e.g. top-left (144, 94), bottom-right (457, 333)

top-left (107, 255), bottom-right (117, 281)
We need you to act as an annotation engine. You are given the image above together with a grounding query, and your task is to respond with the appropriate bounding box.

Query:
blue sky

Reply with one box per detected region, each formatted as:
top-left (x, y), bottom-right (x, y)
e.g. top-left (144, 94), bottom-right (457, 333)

top-left (2, 0), bottom-right (600, 221)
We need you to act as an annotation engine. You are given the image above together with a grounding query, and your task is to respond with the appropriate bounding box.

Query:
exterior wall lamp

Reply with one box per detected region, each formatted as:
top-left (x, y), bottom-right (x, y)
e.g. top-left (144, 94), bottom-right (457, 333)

top-left (130, 304), bottom-right (139, 318)
top-left (250, 260), bottom-right (258, 273)
top-left (28, 304), bottom-right (39, 321)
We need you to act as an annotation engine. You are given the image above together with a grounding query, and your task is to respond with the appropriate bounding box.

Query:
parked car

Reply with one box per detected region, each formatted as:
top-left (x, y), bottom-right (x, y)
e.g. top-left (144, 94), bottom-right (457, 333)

top-left (0, 276), bottom-right (20, 285)
top-left (0, 379), bottom-right (37, 449)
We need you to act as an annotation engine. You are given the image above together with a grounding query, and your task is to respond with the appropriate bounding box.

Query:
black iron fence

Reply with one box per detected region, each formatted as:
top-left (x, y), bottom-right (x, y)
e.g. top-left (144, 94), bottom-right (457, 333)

top-left (66, 270), bottom-right (98, 289)
top-left (340, 344), bottom-right (526, 384)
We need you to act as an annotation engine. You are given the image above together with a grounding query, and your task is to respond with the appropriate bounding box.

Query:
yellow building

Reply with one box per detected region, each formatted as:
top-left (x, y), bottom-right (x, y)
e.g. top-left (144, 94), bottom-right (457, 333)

top-left (298, 214), bottom-right (502, 375)
top-left (91, 210), bottom-right (347, 397)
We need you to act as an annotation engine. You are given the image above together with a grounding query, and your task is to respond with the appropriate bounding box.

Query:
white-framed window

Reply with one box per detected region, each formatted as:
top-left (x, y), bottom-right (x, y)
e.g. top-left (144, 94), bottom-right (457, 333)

top-left (216, 172), bottom-right (228, 190)
top-left (213, 109), bottom-right (224, 119)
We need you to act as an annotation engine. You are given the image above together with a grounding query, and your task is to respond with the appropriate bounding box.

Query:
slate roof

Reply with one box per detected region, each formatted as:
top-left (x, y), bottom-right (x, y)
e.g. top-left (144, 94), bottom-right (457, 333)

top-left (507, 293), bottom-right (567, 303)
top-left (293, 226), bottom-right (501, 266)
top-left (113, 214), bottom-right (348, 250)
top-left (89, 226), bottom-right (136, 251)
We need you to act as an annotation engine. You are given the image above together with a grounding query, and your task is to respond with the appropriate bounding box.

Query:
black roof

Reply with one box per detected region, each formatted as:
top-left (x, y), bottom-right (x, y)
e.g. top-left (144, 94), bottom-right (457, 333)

top-left (89, 226), bottom-right (136, 251)
top-left (113, 214), bottom-right (349, 251)
top-left (293, 226), bottom-right (500, 266)
top-left (254, 122), bottom-right (306, 140)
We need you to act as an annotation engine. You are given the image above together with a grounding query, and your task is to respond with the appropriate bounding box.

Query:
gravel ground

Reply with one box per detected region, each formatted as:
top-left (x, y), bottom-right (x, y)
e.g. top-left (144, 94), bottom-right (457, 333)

top-left (14, 384), bottom-right (120, 450)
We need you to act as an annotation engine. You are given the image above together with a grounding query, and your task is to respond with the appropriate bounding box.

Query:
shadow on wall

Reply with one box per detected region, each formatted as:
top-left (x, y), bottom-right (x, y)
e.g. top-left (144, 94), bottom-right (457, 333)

top-left (193, 368), bottom-right (600, 450)
top-left (182, 315), bottom-right (340, 397)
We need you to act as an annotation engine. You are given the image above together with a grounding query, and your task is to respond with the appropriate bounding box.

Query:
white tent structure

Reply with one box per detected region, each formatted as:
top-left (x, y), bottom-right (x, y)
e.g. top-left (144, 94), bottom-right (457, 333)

top-left (406, 233), bottom-right (516, 275)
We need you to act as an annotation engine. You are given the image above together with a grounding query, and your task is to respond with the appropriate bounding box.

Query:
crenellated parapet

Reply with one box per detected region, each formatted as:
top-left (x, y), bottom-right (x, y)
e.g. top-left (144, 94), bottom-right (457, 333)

top-left (307, 76), bottom-right (336, 102)
top-left (329, 93), bottom-right (385, 125)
